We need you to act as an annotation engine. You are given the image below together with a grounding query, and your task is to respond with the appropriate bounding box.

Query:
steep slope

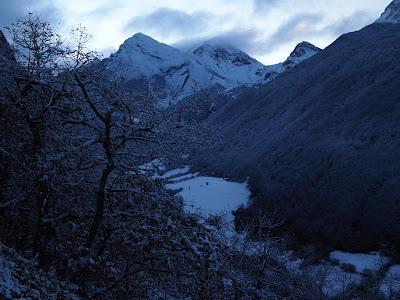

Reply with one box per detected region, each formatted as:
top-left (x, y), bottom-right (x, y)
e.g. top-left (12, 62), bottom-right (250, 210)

top-left (0, 31), bottom-right (14, 62)
top-left (0, 31), bottom-right (17, 100)
top-left (104, 34), bottom-right (320, 104)
top-left (196, 23), bottom-right (400, 251)
top-left (376, 0), bottom-right (400, 24)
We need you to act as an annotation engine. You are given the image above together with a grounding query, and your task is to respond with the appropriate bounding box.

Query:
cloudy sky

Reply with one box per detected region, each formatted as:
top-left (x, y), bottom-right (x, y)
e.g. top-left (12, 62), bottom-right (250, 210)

top-left (0, 0), bottom-right (391, 64)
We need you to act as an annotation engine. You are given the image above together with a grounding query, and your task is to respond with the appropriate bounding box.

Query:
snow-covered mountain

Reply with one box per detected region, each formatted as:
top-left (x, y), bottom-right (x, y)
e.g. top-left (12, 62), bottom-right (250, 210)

top-left (106, 33), bottom-right (185, 79)
top-left (376, 0), bottom-right (400, 24)
top-left (261, 41), bottom-right (321, 81)
top-left (104, 33), bottom-right (320, 105)
top-left (189, 39), bottom-right (268, 87)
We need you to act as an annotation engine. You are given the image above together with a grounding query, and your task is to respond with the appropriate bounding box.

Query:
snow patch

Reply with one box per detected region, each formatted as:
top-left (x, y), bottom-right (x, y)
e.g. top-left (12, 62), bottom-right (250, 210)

top-left (139, 159), bottom-right (166, 173)
top-left (307, 264), bottom-right (362, 297)
top-left (165, 174), bottom-right (250, 216)
top-left (329, 251), bottom-right (389, 273)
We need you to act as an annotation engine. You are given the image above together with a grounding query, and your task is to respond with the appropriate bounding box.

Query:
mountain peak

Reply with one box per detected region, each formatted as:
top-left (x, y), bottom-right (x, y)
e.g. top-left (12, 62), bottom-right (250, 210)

top-left (132, 32), bottom-right (151, 38)
top-left (129, 32), bottom-right (155, 41)
top-left (191, 39), bottom-right (238, 58)
top-left (107, 32), bottom-right (185, 80)
top-left (120, 32), bottom-right (164, 49)
top-left (197, 38), bottom-right (237, 51)
top-left (376, 0), bottom-right (400, 24)
top-left (113, 32), bottom-right (182, 62)
top-left (105, 33), bottom-right (322, 104)
top-left (281, 41), bottom-right (321, 69)
top-left (191, 39), bottom-right (260, 68)
top-left (290, 41), bottom-right (321, 58)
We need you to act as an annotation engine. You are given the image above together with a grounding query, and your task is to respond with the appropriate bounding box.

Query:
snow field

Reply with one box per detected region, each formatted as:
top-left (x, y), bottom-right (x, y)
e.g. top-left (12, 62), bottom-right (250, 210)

top-left (164, 166), bottom-right (250, 216)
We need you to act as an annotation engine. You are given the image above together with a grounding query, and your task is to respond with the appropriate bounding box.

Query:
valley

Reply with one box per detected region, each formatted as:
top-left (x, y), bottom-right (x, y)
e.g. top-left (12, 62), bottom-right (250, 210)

top-left (1, 0), bottom-right (400, 298)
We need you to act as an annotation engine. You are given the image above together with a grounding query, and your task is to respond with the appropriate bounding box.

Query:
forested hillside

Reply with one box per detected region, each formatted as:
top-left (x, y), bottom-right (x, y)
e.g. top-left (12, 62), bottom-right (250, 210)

top-left (195, 23), bottom-right (400, 252)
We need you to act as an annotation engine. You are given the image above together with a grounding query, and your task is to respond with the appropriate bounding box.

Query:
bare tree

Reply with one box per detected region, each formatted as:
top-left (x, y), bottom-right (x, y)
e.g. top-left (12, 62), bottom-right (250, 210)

top-left (6, 13), bottom-right (64, 77)
top-left (2, 14), bottom-right (70, 256)
top-left (60, 25), bottom-right (205, 251)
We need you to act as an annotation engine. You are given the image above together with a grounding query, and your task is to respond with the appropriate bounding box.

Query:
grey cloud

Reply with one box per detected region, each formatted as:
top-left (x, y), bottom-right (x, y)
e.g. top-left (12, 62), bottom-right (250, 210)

top-left (174, 29), bottom-right (260, 53)
top-left (265, 13), bottom-right (323, 51)
top-left (88, 2), bottom-right (121, 18)
top-left (173, 37), bottom-right (208, 51)
top-left (259, 10), bottom-right (375, 56)
top-left (321, 11), bottom-right (376, 36)
top-left (124, 8), bottom-right (213, 39)
top-left (252, 0), bottom-right (297, 15)
top-left (0, 0), bottom-right (34, 26)
top-left (214, 13), bottom-right (322, 56)
top-left (263, 10), bottom-right (375, 53)
top-left (161, 4), bottom-right (375, 60)
top-left (253, 0), bottom-right (281, 13)
top-left (174, 13), bottom-right (323, 58)
top-left (175, 12), bottom-right (324, 61)
top-left (209, 29), bottom-right (262, 53)
top-left (0, 0), bottom-right (59, 27)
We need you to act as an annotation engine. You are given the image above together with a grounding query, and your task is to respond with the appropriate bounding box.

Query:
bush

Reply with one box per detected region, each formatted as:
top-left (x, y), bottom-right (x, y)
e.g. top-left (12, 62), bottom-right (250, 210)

top-left (341, 263), bottom-right (357, 273)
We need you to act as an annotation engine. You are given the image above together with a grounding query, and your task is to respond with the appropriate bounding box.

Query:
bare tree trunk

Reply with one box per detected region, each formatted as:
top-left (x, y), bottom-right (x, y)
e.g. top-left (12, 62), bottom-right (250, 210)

top-left (27, 116), bottom-right (47, 256)
top-left (86, 163), bottom-right (113, 249)
top-left (86, 114), bottom-right (114, 249)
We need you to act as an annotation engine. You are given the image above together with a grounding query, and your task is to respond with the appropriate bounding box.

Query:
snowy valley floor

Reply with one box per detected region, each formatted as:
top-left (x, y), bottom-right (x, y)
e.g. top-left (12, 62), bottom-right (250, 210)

top-left (159, 164), bottom-right (400, 299)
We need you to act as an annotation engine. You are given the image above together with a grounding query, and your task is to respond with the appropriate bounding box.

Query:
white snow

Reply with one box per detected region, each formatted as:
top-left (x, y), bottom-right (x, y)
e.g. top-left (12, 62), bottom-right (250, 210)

top-left (329, 251), bottom-right (389, 273)
top-left (139, 159), bottom-right (166, 173)
top-left (105, 33), bottom-right (320, 104)
top-left (108, 33), bottom-right (185, 78)
top-left (322, 267), bottom-right (362, 297)
top-left (0, 243), bottom-right (80, 299)
top-left (306, 264), bottom-right (362, 297)
top-left (164, 167), bottom-right (250, 216)
top-left (189, 40), bottom-right (268, 87)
